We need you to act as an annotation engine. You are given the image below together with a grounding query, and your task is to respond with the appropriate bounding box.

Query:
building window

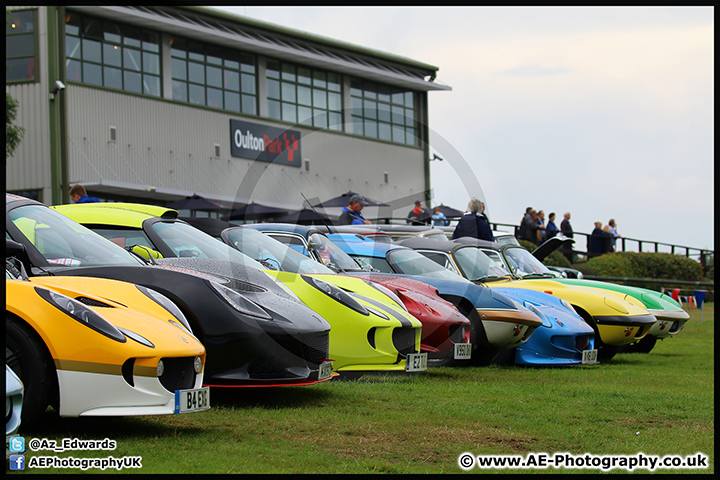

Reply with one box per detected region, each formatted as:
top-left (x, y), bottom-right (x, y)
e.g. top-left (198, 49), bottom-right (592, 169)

top-left (6, 9), bottom-right (37, 83)
top-left (266, 60), bottom-right (342, 131)
top-left (169, 36), bottom-right (257, 115)
top-left (65, 13), bottom-right (161, 97)
top-left (350, 80), bottom-right (418, 146)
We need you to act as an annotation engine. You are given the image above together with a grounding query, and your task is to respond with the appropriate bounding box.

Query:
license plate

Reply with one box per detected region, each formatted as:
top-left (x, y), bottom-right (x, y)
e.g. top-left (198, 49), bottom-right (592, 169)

top-left (582, 349), bottom-right (598, 365)
top-left (175, 387), bottom-right (210, 414)
top-left (318, 361), bottom-right (333, 381)
top-left (406, 352), bottom-right (428, 372)
top-left (454, 343), bottom-right (472, 360)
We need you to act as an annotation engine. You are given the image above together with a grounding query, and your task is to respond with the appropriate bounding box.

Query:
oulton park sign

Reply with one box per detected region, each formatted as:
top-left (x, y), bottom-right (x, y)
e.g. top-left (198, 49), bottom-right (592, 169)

top-left (229, 119), bottom-right (301, 167)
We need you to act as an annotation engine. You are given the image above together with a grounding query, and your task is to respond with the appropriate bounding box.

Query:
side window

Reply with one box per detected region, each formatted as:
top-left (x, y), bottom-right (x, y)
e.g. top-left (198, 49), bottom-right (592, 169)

top-left (6, 9), bottom-right (37, 83)
top-left (92, 227), bottom-right (154, 250)
top-left (353, 255), bottom-right (393, 273)
top-left (266, 234), bottom-right (309, 257)
top-left (417, 251), bottom-right (458, 274)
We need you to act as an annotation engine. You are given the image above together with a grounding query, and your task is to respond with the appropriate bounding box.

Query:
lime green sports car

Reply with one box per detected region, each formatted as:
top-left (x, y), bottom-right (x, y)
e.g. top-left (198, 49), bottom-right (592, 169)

top-left (53, 203), bottom-right (427, 374)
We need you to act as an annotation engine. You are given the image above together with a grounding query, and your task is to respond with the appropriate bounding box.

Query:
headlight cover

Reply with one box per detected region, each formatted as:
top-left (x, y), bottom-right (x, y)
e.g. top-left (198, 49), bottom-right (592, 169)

top-left (302, 275), bottom-right (369, 316)
top-left (37, 287), bottom-right (126, 343)
top-left (559, 298), bottom-right (578, 314)
top-left (208, 281), bottom-right (273, 321)
top-left (136, 284), bottom-right (193, 333)
top-left (364, 280), bottom-right (408, 312)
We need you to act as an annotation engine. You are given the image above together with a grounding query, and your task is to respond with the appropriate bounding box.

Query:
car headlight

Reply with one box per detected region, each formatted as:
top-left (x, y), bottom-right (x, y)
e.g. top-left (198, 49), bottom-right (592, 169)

top-left (364, 280), bottom-right (408, 312)
top-left (136, 285), bottom-right (193, 334)
top-left (559, 298), bottom-right (577, 314)
top-left (37, 287), bottom-right (126, 343)
top-left (260, 271), bottom-right (302, 302)
top-left (208, 281), bottom-right (273, 320)
top-left (118, 327), bottom-right (155, 348)
top-left (302, 275), bottom-right (369, 316)
top-left (525, 302), bottom-right (552, 328)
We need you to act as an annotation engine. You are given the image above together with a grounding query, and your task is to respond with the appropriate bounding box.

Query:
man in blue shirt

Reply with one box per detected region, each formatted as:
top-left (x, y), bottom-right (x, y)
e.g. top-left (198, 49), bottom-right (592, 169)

top-left (338, 194), bottom-right (371, 225)
top-left (69, 184), bottom-right (101, 203)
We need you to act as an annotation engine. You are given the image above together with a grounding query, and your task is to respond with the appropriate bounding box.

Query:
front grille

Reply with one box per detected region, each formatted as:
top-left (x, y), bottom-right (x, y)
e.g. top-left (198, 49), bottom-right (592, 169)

top-left (247, 353), bottom-right (293, 378)
top-left (448, 324), bottom-right (466, 344)
top-left (158, 357), bottom-right (196, 391)
top-left (392, 327), bottom-right (417, 356)
top-left (76, 297), bottom-right (113, 308)
top-left (300, 333), bottom-right (330, 366)
top-left (575, 334), bottom-right (592, 351)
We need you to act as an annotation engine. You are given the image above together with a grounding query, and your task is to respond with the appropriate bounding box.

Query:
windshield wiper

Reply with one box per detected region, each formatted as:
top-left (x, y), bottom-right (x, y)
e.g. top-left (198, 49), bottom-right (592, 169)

top-left (519, 272), bottom-right (554, 279)
top-left (472, 274), bottom-right (512, 283)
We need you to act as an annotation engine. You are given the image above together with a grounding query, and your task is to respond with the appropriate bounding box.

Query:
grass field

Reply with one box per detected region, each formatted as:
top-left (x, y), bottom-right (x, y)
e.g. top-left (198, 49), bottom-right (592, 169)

top-left (15, 304), bottom-right (714, 474)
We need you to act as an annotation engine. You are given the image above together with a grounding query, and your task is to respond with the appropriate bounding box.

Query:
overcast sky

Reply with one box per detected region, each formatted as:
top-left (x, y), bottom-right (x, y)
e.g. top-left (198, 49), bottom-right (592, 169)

top-left (211, 6), bottom-right (713, 251)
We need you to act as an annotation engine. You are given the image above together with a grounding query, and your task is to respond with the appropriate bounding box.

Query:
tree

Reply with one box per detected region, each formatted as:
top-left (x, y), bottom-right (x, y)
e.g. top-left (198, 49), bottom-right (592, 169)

top-left (6, 94), bottom-right (25, 158)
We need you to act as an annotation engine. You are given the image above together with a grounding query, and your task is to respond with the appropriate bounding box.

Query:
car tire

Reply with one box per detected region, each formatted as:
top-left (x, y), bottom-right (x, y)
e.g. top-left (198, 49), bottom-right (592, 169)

top-left (489, 347), bottom-right (517, 366)
top-left (6, 315), bottom-right (57, 426)
top-left (597, 344), bottom-right (618, 361)
top-left (628, 335), bottom-right (658, 354)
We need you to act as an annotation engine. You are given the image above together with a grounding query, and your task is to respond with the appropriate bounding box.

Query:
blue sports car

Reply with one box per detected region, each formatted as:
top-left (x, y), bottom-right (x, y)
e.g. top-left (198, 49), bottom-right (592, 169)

top-left (326, 233), bottom-right (599, 366)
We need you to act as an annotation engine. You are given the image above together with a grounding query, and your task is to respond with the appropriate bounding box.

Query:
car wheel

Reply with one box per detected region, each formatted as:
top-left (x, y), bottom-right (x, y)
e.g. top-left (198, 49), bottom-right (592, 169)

top-left (628, 335), bottom-right (657, 354)
top-left (489, 347), bottom-right (517, 366)
top-left (597, 344), bottom-right (618, 361)
top-left (6, 316), bottom-right (57, 426)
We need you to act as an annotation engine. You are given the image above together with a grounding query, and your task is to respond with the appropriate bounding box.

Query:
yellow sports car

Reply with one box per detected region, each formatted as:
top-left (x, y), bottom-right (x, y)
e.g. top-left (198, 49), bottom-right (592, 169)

top-left (52, 202), bottom-right (427, 374)
top-left (399, 237), bottom-right (658, 359)
top-left (6, 242), bottom-right (209, 426)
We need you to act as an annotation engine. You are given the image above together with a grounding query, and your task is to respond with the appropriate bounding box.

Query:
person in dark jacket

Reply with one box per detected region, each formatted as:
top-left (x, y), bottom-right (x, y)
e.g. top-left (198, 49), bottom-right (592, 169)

top-left (560, 211), bottom-right (574, 262)
top-left (546, 212), bottom-right (559, 239)
top-left (588, 221), bottom-right (612, 258)
top-left (338, 195), bottom-right (371, 225)
top-left (407, 200), bottom-right (430, 225)
top-left (451, 198), bottom-right (494, 241)
top-left (69, 184), bottom-right (101, 203)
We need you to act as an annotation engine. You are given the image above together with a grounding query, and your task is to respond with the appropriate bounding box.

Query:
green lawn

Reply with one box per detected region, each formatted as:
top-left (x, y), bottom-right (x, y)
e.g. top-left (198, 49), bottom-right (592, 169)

top-left (15, 304), bottom-right (714, 474)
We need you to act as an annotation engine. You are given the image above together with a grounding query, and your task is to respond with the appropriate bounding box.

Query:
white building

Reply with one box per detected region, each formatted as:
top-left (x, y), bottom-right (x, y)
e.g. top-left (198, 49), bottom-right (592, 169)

top-left (6, 6), bottom-right (450, 219)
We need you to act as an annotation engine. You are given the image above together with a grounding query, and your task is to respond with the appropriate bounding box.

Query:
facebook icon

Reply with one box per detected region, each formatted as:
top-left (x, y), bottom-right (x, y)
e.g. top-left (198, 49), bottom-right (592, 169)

top-left (9, 454), bottom-right (25, 470)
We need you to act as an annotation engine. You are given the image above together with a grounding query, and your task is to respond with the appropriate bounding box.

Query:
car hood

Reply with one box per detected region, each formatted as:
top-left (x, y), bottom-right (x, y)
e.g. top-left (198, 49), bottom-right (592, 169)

top-left (155, 257), bottom-right (330, 329)
top-left (531, 235), bottom-right (575, 262)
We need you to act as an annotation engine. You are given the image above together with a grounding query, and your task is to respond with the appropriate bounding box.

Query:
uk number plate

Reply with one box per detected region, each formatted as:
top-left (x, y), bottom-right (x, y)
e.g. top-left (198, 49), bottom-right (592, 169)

top-left (405, 353), bottom-right (428, 372)
top-left (318, 361), bottom-right (333, 381)
top-left (454, 343), bottom-right (472, 360)
top-left (582, 349), bottom-right (599, 365)
top-left (175, 387), bottom-right (211, 414)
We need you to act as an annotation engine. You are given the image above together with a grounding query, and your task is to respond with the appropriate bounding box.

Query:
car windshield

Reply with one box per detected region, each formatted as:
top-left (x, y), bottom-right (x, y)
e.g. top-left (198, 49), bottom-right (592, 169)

top-left (224, 228), bottom-right (334, 274)
top-left (8, 204), bottom-right (145, 267)
top-left (309, 233), bottom-right (364, 272)
top-left (387, 248), bottom-right (471, 283)
top-left (453, 246), bottom-right (511, 281)
top-left (503, 246), bottom-right (555, 278)
top-left (150, 221), bottom-right (265, 269)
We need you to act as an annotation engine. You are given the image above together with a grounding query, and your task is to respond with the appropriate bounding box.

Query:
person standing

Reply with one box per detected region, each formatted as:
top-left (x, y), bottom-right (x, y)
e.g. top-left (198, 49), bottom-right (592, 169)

top-left (430, 206), bottom-right (449, 227)
top-left (588, 221), bottom-right (611, 258)
top-left (520, 209), bottom-right (544, 245)
top-left (546, 212), bottom-right (559, 239)
top-left (451, 198), bottom-right (494, 241)
top-left (607, 218), bottom-right (621, 252)
top-left (338, 195), bottom-right (371, 225)
top-left (537, 210), bottom-right (546, 243)
top-left (407, 200), bottom-right (429, 225)
top-left (560, 211), bottom-right (574, 263)
top-left (69, 184), bottom-right (100, 203)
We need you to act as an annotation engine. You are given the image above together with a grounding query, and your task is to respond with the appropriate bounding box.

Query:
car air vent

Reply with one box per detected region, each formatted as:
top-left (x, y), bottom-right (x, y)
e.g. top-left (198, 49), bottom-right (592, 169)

top-left (224, 279), bottom-right (267, 293)
top-left (75, 297), bottom-right (114, 308)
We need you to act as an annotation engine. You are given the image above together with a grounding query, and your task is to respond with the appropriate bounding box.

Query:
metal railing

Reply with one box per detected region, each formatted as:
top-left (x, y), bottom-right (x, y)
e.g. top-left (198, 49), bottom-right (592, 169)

top-left (367, 217), bottom-right (713, 274)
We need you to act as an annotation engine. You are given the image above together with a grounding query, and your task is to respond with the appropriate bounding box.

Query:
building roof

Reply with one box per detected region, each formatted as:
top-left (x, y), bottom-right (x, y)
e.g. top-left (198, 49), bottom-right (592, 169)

top-left (68, 5), bottom-right (451, 92)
